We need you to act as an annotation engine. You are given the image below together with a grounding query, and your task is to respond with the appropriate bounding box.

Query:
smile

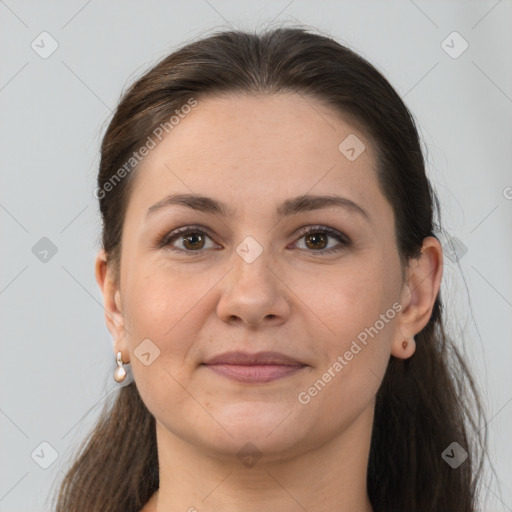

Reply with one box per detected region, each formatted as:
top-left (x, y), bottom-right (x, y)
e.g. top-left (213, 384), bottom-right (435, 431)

top-left (202, 363), bottom-right (306, 383)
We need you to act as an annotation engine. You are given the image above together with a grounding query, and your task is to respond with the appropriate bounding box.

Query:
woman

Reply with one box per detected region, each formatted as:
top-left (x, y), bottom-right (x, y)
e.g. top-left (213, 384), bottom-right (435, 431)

top-left (52, 26), bottom-right (485, 511)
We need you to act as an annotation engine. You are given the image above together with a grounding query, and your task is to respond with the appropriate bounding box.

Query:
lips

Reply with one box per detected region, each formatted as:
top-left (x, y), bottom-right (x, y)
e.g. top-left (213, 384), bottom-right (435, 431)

top-left (202, 351), bottom-right (307, 384)
top-left (203, 350), bottom-right (304, 366)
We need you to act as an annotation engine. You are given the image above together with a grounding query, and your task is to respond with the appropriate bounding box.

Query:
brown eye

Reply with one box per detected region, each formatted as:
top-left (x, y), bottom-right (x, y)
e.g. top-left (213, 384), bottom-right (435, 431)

top-left (294, 226), bottom-right (350, 254)
top-left (304, 232), bottom-right (329, 250)
top-left (181, 232), bottom-right (206, 250)
top-left (160, 226), bottom-right (219, 254)
top-left (159, 224), bottom-right (349, 256)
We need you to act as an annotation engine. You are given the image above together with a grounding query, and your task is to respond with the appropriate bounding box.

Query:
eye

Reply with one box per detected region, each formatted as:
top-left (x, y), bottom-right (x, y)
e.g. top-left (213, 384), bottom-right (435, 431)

top-left (159, 225), bottom-right (219, 254)
top-left (158, 224), bottom-right (350, 256)
top-left (292, 225), bottom-right (350, 254)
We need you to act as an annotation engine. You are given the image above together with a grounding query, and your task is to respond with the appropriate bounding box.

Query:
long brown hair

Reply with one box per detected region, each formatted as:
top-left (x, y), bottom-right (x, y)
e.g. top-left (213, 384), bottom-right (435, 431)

top-left (51, 25), bottom-right (487, 511)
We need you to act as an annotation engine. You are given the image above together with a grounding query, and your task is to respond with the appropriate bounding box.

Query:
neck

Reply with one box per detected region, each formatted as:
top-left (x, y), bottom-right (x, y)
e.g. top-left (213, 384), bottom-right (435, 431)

top-left (145, 403), bottom-right (375, 512)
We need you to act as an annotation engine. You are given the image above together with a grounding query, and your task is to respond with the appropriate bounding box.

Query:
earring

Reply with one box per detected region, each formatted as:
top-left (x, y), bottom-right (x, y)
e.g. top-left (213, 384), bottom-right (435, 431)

top-left (113, 351), bottom-right (127, 383)
top-left (402, 335), bottom-right (415, 351)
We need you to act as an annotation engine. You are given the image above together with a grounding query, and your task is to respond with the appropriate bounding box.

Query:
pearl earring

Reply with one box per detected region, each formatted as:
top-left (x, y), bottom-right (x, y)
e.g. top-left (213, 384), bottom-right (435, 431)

top-left (113, 351), bottom-right (127, 383)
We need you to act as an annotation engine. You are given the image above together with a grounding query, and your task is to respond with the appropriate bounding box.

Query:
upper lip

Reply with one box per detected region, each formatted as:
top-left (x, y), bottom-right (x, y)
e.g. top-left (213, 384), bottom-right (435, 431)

top-left (203, 351), bottom-right (305, 366)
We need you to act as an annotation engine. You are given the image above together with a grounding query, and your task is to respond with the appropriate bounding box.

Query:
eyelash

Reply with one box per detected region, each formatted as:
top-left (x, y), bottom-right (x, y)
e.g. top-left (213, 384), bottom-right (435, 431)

top-left (157, 224), bottom-right (350, 256)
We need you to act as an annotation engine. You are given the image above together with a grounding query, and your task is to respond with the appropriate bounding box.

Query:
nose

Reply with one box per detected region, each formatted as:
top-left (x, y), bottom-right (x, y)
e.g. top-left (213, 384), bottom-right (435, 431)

top-left (216, 246), bottom-right (291, 328)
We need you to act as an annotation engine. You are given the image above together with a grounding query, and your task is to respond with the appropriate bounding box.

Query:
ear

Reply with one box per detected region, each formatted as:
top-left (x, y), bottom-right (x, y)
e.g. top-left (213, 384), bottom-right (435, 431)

top-left (95, 249), bottom-right (128, 358)
top-left (392, 236), bottom-right (443, 359)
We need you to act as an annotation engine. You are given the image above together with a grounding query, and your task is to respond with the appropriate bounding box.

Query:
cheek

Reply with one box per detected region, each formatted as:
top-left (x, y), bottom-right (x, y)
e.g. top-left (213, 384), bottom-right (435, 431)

top-left (302, 257), bottom-right (395, 399)
top-left (299, 307), bottom-right (393, 434)
top-left (120, 266), bottom-right (197, 396)
top-left (123, 259), bottom-right (202, 337)
top-left (121, 267), bottom-right (203, 432)
top-left (306, 258), bottom-right (391, 343)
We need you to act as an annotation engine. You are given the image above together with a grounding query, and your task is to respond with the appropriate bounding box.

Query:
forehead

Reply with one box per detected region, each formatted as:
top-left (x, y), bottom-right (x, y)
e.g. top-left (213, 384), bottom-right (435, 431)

top-left (125, 93), bottom-right (389, 223)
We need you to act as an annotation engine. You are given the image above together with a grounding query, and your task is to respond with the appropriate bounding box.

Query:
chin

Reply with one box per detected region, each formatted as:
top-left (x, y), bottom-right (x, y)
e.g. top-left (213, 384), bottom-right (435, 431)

top-left (203, 403), bottom-right (305, 449)
top-left (201, 427), bottom-right (306, 465)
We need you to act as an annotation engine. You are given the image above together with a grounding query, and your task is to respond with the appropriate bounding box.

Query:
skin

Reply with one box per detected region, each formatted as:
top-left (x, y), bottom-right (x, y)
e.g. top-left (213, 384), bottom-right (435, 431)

top-left (95, 93), bottom-right (443, 512)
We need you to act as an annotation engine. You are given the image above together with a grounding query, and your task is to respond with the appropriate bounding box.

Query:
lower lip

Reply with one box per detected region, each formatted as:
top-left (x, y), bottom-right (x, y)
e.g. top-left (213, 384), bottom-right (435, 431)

top-left (203, 364), bottom-right (306, 383)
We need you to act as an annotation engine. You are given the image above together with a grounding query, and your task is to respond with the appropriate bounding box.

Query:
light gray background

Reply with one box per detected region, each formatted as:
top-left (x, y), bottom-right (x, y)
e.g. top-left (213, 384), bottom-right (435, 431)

top-left (1, 1), bottom-right (511, 510)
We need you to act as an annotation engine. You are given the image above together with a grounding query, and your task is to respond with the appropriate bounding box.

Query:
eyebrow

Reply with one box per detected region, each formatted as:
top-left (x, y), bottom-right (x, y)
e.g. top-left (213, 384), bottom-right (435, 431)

top-left (146, 193), bottom-right (370, 221)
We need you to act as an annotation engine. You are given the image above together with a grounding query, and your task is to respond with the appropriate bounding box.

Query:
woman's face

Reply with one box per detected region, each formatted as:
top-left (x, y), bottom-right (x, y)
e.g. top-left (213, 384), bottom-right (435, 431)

top-left (100, 93), bottom-right (420, 461)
